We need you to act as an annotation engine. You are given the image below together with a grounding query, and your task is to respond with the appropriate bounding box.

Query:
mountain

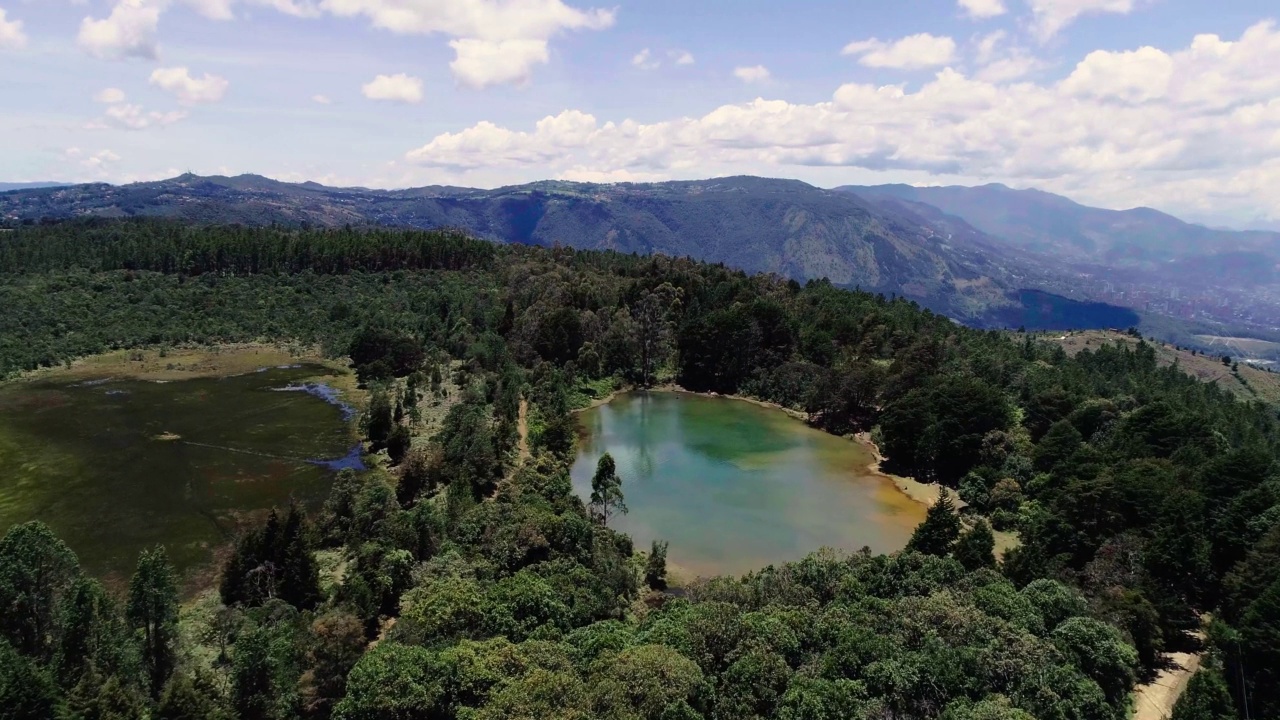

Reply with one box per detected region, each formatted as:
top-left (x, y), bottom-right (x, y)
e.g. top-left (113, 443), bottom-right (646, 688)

top-left (839, 183), bottom-right (1280, 271)
top-left (0, 173), bottom-right (1140, 329)
top-left (0, 182), bottom-right (69, 192)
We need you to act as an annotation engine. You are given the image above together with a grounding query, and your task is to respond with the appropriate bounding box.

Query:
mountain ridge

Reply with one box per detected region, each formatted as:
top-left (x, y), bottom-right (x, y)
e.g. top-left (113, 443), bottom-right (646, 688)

top-left (0, 173), bottom-right (1140, 330)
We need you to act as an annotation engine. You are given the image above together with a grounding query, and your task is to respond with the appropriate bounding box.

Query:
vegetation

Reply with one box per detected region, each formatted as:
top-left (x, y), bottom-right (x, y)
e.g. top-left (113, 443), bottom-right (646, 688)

top-left (1, 219), bottom-right (1278, 718)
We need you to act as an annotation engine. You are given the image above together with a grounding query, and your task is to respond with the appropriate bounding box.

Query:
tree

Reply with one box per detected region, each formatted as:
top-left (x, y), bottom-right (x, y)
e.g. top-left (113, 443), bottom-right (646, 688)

top-left (632, 283), bottom-right (682, 387)
top-left (905, 493), bottom-right (961, 557)
top-left (1171, 662), bottom-right (1236, 720)
top-left (299, 610), bottom-right (366, 719)
top-left (1050, 616), bottom-right (1139, 711)
top-left (953, 520), bottom-right (996, 571)
top-left (156, 670), bottom-right (230, 720)
top-left (386, 424), bottom-right (411, 466)
top-left (332, 643), bottom-right (446, 720)
top-left (364, 388), bottom-right (394, 451)
top-left (55, 576), bottom-right (135, 690)
top-left (231, 628), bottom-right (275, 720)
top-left (645, 540), bottom-right (669, 591)
top-left (127, 545), bottom-right (179, 698)
top-left (221, 506), bottom-right (321, 611)
top-left (0, 521), bottom-right (81, 661)
top-left (0, 639), bottom-right (60, 720)
top-left (590, 453), bottom-right (627, 526)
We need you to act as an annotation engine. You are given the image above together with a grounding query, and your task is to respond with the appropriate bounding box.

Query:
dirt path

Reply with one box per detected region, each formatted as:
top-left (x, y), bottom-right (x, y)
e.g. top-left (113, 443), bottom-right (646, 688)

top-left (1132, 634), bottom-right (1205, 720)
top-left (516, 397), bottom-right (530, 462)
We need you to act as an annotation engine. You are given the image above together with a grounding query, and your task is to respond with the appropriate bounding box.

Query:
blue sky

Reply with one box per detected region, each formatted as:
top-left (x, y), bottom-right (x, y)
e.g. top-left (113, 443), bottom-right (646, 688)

top-left (2, 0), bottom-right (1280, 227)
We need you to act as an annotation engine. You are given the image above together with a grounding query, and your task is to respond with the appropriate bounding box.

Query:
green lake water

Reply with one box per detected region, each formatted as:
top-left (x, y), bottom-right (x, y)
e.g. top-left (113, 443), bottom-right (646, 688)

top-left (571, 392), bottom-right (926, 577)
top-left (0, 366), bottom-right (358, 589)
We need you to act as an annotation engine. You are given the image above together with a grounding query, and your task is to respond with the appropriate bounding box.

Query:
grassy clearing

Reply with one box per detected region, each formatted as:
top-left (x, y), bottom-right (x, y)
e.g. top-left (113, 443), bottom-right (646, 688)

top-left (13, 342), bottom-right (345, 383)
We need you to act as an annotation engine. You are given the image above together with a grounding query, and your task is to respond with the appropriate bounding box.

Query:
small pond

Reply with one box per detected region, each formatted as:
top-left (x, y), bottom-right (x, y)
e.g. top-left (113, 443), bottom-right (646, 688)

top-left (571, 391), bottom-right (925, 577)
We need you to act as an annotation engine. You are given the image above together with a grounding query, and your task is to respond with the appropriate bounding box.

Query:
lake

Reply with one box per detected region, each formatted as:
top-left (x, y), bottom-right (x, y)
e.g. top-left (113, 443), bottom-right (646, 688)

top-left (571, 391), bottom-right (926, 577)
top-left (0, 365), bottom-right (359, 589)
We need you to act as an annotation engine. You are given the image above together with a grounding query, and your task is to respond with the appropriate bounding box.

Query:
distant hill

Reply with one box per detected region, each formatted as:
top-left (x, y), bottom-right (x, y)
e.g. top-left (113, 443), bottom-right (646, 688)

top-left (1045, 329), bottom-right (1280, 407)
top-left (0, 182), bottom-right (70, 192)
top-left (840, 183), bottom-right (1280, 275)
top-left (0, 173), bottom-right (1138, 330)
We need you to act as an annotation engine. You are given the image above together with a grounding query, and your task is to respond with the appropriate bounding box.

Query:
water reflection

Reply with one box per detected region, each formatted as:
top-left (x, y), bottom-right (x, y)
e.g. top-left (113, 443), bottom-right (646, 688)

top-left (572, 391), bottom-right (925, 577)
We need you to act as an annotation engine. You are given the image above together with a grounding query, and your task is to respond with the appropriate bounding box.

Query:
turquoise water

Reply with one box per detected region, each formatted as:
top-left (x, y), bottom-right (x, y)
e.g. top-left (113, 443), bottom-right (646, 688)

top-left (571, 392), bottom-right (925, 577)
top-left (0, 366), bottom-right (358, 589)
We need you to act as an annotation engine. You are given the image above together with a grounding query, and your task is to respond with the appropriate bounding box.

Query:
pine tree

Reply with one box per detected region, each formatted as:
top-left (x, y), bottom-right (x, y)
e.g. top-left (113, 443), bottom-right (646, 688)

top-left (127, 545), bottom-right (178, 698)
top-left (0, 639), bottom-right (60, 720)
top-left (54, 576), bottom-right (135, 690)
top-left (905, 492), bottom-right (961, 557)
top-left (953, 519), bottom-right (997, 571)
top-left (645, 540), bottom-right (669, 591)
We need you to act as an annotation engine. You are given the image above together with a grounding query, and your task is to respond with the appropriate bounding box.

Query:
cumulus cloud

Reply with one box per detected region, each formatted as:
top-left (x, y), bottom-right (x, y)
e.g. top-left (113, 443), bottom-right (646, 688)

top-left (632, 48), bottom-right (658, 70)
top-left (149, 67), bottom-right (230, 104)
top-left (0, 8), bottom-right (26, 50)
top-left (76, 1), bottom-right (605, 85)
top-left (733, 65), bottom-right (770, 83)
top-left (95, 88), bottom-right (128, 104)
top-left (842, 33), bottom-right (958, 69)
top-left (401, 21), bottom-right (1280, 221)
top-left (361, 73), bottom-right (424, 103)
top-left (79, 0), bottom-right (163, 59)
top-left (100, 103), bottom-right (188, 130)
top-left (321, 0), bottom-right (614, 86)
top-left (959, 0), bottom-right (1006, 18)
top-left (672, 50), bottom-right (695, 65)
top-left (312, 94), bottom-right (332, 104)
top-left (449, 38), bottom-right (549, 87)
top-left (1028, 0), bottom-right (1147, 40)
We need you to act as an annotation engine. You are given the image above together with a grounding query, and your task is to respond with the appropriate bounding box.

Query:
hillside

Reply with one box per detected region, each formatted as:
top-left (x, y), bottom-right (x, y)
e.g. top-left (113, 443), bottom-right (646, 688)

top-left (1040, 329), bottom-right (1280, 406)
top-left (1, 220), bottom-right (1277, 720)
top-left (0, 174), bottom-right (1137, 329)
top-left (842, 183), bottom-right (1280, 271)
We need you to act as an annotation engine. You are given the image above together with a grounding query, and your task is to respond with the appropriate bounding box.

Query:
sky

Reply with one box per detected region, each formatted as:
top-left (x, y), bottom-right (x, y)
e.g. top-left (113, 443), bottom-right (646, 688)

top-left (2, 0), bottom-right (1280, 228)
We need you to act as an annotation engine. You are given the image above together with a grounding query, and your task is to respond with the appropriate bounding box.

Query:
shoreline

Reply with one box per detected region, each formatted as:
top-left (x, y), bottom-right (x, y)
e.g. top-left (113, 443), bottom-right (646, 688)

top-left (4, 342), bottom-right (344, 384)
top-left (576, 383), bottom-right (941, 511)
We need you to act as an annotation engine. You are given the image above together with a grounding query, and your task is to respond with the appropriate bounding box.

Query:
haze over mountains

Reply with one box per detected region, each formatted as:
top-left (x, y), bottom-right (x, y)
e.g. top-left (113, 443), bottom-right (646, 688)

top-left (7, 172), bottom-right (1280, 341)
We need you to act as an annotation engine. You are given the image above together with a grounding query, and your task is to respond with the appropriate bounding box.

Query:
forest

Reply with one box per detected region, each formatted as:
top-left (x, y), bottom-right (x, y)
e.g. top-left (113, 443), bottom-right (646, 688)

top-left (1, 219), bottom-right (1277, 720)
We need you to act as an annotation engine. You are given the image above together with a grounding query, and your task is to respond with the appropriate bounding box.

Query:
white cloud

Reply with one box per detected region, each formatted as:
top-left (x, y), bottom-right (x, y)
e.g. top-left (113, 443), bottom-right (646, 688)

top-left (149, 67), bottom-right (230, 104)
top-left (1059, 46), bottom-right (1173, 103)
top-left (1027, 0), bottom-right (1146, 40)
top-left (95, 87), bottom-right (128, 104)
top-left (78, 0), bottom-right (163, 59)
top-left (672, 50), bottom-right (695, 66)
top-left (843, 33), bottom-right (958, 69)
top-left (312, 94), bottom-right (332, 104)
top-left (184, 0), bottom-right (235, 19)
top-left (0, 8), bottom-right (27, 50)
top-left (318, 0), bottom-right (614, 86)
top-left (959, 0), bottom-right (1006, 18)
top-left (74, 0), bottom-right (604, 84)
top-left (733, 65), bottom-right (770, 83)
top-left (400, 21), bottom-right (1280, 222)
top-left (632, 48), bottom-right (658, 70)
top-left (449, 38), bottom-right (548, 87)
top-left (973, 30), bottom-right (1047, 82)
top-left (101, 103), bottom-right (188, 130)
top-left (361, 73), bottom-right (424, 103)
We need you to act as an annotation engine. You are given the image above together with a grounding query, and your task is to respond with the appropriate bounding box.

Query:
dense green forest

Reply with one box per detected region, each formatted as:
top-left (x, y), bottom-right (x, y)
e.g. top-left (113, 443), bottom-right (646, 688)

top-left (1, 219), bottom-right (1278, 719)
